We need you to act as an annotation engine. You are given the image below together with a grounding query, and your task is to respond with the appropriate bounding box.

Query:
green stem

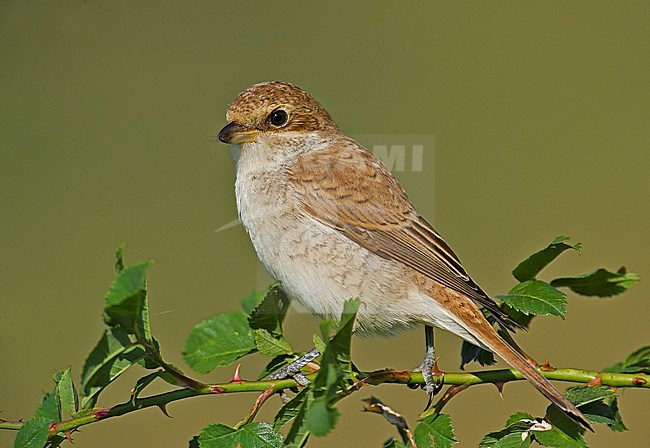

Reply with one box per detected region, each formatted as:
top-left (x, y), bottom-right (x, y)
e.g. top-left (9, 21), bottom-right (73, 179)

top-left (0, 367), bottom-right (646, 436)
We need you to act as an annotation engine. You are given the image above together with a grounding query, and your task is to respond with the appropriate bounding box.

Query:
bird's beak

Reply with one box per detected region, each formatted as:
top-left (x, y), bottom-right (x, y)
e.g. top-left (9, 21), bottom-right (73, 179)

top-left (217, 121), bottom-right (259, 144)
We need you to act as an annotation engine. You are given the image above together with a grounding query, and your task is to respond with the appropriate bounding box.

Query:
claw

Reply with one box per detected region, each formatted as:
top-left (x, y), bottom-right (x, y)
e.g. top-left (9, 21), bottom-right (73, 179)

top-left (268, 348), bottom-right (321, 385)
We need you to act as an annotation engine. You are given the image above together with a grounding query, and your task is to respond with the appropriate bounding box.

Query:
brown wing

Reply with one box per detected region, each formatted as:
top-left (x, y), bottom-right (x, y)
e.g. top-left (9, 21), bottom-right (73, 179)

top-left (287, 137), bottom-right (517, 330)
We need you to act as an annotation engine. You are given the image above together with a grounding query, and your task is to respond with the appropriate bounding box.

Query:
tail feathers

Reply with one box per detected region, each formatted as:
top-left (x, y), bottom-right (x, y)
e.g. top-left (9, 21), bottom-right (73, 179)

top-left (478, 328), bottom-right (593, 432)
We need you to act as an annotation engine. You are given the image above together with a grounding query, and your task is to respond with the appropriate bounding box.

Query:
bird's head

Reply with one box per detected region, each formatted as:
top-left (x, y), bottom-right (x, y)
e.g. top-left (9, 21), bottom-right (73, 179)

top-left (218, 81), bottom-right (338, 145)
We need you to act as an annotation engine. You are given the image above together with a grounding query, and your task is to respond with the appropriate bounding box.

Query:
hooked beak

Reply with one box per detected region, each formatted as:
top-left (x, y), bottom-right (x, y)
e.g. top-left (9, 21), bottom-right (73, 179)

top-left (217, 121), bottom-right (259, 144)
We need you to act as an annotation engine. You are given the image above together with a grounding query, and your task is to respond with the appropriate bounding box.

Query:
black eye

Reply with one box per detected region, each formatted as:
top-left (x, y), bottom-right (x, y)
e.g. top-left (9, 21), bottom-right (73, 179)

top-left (269, 109), bottom-right (288, 127)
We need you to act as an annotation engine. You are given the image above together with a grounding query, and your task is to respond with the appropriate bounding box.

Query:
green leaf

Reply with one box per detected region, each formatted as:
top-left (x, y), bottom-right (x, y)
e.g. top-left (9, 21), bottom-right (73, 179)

top-left (413, 414), bottom-right (457, 448)
top-left (533, 427), bottom-right (587, 448)
top-left (114, 244), bottom-right (126, 273)
top-left (382, 439), bottom-right (407, 448)
top-left (283, 388), bottom-right (314, 448)
top-left (497, 280), bottom-right (566, 318)
top-left (551, 267), bottom-right (639, 297)
top-left (512, 236), bottom-right (581, 282)
top-left (80, 328), bottom-right (144, 408)
top-left (305, 397), bottom-right (340, 436)
top-left (183, 311), bottom-right (256, 373)
top-left (274, 387), bottom-right (310, 430)
top-left (604, 345), bottom-right (650, 374)
top-left (564, 385), bottom-right (615, 407)
top-left (248, 283), bottom-right (290, 337)
top-left (13, 417), bottom-right (50, 448)
top-left (493, 432), bottom-right (531, 448)
top-left (130, 370), bottom-right (164, 405)
top-left (553, 386), bottom-right (627, 432)
top-left (198, 422), bottom-right (283, 448)
top-left (313, 333), bottom-right (327, 354)
top-left (316, 298), bottom-right (360, 383)
top-left (34, 392), bottom-right (59, 423)
top-left (501, 304), bottom-right (534, 329)
top-left (256, 354), bottom-right (293, 381)
top-left (103, 260), bottom-right (152, 342)
top-left (254, 328), bottom-right (293, 356)
top-left (460, 341), bottom-right (496, 369)
top-left (479, 413), bottom-right (535, 448)
top-left (241, 289), bottom-right (266, 314)
top-left (55, 367), bottom-right (78, 416)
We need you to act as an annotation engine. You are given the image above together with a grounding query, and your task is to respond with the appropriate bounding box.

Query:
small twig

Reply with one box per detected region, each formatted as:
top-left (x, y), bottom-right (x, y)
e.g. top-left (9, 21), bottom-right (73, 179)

top-left (0, 367), bottom-right (646, 436)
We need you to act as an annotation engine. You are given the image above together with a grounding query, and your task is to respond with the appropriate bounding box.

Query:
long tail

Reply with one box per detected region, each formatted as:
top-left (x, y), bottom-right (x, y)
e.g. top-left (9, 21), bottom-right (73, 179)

top-left (467, 318), bottom-right (593, 431)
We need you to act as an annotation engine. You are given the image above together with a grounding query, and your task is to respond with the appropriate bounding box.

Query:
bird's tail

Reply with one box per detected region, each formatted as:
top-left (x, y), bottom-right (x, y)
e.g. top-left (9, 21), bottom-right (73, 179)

top-left (468, 321), bottom-right (593, 431)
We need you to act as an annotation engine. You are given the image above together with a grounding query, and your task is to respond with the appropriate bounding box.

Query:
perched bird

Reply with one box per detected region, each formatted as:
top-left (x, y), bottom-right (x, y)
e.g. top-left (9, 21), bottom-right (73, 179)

top-left (217, 81), bottom-right (591, 430)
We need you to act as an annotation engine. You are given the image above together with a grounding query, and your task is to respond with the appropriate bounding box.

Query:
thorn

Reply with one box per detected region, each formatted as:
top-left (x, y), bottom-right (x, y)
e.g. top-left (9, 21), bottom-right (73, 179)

top-left (431, 359), bottom-right (444, 376)
top-left (587, 374), bottom-right (603, 386)
top-left (230, 364), bottom-right (244, 383)
top-left (210, 386), bottom-right (226, 394)
top-left (49, 423), bottom-right (57, 433)
top-left (494, 381), bottom-right (505, 398)
top-left (156, 404), bottom-right (172, 418)
top-left (64, 431), bottom-right (74, 443)
top-left (539, 357), bottom-right (556, 372)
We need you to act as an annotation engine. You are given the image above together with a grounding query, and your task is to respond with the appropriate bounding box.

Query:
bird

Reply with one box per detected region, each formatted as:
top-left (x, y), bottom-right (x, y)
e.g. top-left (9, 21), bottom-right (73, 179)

top-left (217, 80), bottom-right (591, 430)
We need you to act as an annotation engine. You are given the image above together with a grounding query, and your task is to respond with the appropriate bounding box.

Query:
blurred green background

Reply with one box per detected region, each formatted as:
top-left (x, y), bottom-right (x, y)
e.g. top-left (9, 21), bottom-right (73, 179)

top-left (1, 1), bottom-right (648, 447)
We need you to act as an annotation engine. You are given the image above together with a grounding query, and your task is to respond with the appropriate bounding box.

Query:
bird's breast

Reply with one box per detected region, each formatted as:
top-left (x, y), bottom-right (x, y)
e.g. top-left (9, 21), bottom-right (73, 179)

top-left (233, 162), bottom-right (422, 337)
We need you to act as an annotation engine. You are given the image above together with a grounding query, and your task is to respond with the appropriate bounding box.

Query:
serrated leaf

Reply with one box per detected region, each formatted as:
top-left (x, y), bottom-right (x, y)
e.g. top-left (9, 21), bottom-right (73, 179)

top-left (183, 311), bottom-right (255, 373)
top-left (604, 345), bottom-right (650, 374)
top-left (505, 412), bottom-right (535, 427)
top-left (305, 397), bottom-right (340, 436)
top-left (56, 367), bottom-right (78, 416)
top-left (413, 414), bottom-right (457, 448)
top-left (460, 341), bottom-right (496, 369)
top-left (512, 237), bottom-right (581, 282)
top-left (13, 417), bottom-right (50, 448)
top-left (480, 413), bottom-right (536, 448)
top-left (501, 303), bottom-right (534, 329)
top-left (564, 385), bottom-right (615, 407)
top-left (198, 422), bottom-right (283, 448)
top-left (283, 388), bottom-right (314, 448)
top-left (254, 328), bottom-right (293, 356)
top-left (103, 261), bottom-right (152, 340)
top-left (316, 298), bottom-right (360, 384)
top-left (313, 333), bottom-right (327, 354)
top-left (493, 432), bottom-right (531, 448)
top-left (80, 328), bottom-right (145, 408)
top-left (34, 392), bottom-right (59, 423)
top-left (114, 244), bottom-right (125, 273)
top-left (241, 289), bottom-right (266, 314)
top-left (248, 284), bottom-right (290, 337)
top-left (533, 427), bottom-right (587, 448)
top-left (274, 387), bottom-right (310, 430)
top-left (497, 280), bottom-right (566, 318)
top-left (551, 266), bottom-right (639, 298)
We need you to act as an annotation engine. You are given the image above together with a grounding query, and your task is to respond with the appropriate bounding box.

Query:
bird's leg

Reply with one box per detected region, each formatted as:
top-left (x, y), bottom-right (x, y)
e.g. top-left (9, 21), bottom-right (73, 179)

top-left (421, 325), bottom-right (444, 404)
top-left (268, 348), bottom-right (320, 386)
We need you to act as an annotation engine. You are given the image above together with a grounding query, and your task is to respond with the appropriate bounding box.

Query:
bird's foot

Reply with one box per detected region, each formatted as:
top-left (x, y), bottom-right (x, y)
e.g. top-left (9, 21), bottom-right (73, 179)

top-left (417, 354), bottom-right (445, 409)
top-left (268, 348), bottom-right (320, 386)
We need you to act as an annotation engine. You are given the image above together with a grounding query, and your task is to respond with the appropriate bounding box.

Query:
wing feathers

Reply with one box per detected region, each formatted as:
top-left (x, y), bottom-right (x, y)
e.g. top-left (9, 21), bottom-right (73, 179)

top-left (288, 140), bottom-right (517, 329)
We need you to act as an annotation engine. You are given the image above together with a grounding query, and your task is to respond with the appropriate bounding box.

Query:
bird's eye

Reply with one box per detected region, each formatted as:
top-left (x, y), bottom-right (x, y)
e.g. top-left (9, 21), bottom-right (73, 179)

top-left (269, 109), bottom-right (288, 127)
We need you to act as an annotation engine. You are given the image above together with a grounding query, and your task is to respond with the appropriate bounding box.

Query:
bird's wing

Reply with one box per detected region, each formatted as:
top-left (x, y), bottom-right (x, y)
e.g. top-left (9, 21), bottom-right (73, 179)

top-left (287, 138), bottom-right (517, 330)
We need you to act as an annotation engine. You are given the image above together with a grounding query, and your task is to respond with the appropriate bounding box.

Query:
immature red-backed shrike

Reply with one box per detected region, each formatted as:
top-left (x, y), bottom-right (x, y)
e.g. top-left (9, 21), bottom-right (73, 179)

top-left (218, 81), bottom-right (590, 430)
